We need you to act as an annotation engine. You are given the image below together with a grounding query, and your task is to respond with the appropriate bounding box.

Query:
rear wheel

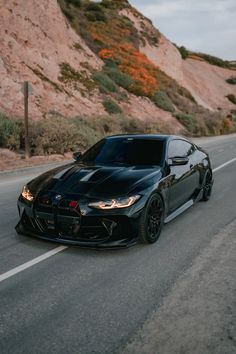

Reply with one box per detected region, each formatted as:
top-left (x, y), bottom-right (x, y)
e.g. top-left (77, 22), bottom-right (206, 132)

top-left (139, 194), bottom-right (164, 244)
top-left (202, 170), bottom-right (213, 201)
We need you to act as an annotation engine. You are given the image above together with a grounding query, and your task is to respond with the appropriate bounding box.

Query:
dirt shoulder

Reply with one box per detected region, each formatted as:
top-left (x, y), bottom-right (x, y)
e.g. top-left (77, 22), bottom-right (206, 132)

top-left (0, 149), bottom-right (72, 172)
top-left (122, 219), bottom-right (236, 354)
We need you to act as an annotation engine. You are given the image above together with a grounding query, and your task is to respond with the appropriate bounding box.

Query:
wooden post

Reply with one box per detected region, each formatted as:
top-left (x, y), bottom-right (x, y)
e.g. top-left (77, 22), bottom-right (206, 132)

top-left (24, 81), bottom-right (30, 159)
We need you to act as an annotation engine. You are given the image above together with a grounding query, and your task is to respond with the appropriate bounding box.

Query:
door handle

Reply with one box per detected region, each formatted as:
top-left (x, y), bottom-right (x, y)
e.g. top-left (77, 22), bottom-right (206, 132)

top-left (190, 164), bottom-right (194, 169)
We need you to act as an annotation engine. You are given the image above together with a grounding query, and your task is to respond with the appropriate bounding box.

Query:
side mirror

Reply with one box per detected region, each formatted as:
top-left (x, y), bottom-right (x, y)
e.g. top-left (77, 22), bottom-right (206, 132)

top-left (169, 156), bottom-right (189, 166)
top-left (73, 151), bottom-right (82, 161)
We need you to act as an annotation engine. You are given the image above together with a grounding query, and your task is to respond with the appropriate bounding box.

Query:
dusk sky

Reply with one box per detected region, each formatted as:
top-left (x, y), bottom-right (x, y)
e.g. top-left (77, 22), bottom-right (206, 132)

top-left (129, 0), bottom-right (236, 60)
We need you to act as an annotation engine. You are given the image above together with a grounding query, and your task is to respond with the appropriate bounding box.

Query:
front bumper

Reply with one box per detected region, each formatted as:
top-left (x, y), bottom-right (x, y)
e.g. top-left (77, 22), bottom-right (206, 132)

top-left (16, 197), bottom-right (143, 249)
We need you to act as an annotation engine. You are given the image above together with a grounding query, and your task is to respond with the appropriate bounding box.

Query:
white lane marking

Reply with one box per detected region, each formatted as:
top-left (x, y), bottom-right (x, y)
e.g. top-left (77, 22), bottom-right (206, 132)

top-left (0, 157), bottom-right (236, 283)
top-left (213, 158), bottom-right (236, 173)
top-left (0, 246), bottom-right (68, 283)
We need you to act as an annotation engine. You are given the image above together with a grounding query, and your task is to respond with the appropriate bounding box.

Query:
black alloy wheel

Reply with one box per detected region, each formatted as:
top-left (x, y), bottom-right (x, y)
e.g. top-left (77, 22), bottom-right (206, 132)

top-left (202, 170), bottom-right (213, 201)
top-left (139, 194), bottom-right (164, 244)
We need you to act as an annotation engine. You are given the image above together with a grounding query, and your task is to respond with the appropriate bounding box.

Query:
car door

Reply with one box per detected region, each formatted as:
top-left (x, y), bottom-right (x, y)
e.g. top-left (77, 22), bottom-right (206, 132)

top-left (167, 139), bottom-right (199, 212)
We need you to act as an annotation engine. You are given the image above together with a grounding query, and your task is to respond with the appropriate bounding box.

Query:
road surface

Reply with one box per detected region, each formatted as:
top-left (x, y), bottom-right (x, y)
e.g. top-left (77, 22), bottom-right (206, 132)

top-left (0, 134), bottom-right (236, 354)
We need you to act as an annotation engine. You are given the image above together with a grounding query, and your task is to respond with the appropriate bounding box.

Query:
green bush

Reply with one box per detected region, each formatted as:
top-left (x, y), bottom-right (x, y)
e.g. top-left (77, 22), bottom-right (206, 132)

top-left (101, 0), bottom-right (130, 10)
top-left (153, 91), bottom-right (175, 112)
top-left (103, 58), bottom-right (121, 68)
top-left (105, 67), bottom-right (133, 90)
top-left (178, 46), bottom-right (189, 60)
top-left (86, 2), bottom-right (102, 12)
top-left (226, 76), bottom-right (236, 85)
top-left (175, 113), bottom-right (198, 134)
top-left (92, 72), bottom-right (117, 93)
top-left (103, 99), bottom-right (123, 114)
top-left (58, 62), bottom-right (83, 83)
top-left (0, 113), bottom-right (21, 150)
top-left (59, 2), bottom-right (74, 21)
top-left (65, 0), bottom-right (81, 7)
top-left (58, 62), bottom-right (95, 91)
top-left (193, 53), bottom-right (235, 69)
top-left (29, 117), bottom-right (82, 155)
top-left (226, 94), bottom-right (236, 105)
top-left (85, 2), bottom-right (106, 22)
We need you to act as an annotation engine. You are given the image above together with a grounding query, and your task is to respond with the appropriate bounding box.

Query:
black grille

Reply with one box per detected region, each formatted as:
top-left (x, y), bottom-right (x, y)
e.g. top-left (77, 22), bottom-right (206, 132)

top-left (23, 194), bottom-right (120, 242)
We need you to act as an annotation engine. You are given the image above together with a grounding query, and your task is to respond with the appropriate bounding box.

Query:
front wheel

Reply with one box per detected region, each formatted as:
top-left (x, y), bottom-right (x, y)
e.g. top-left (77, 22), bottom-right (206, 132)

top-left (201, 170), bottom-right (213, 201)
top-left (138, 194), bottom-right (164, 244)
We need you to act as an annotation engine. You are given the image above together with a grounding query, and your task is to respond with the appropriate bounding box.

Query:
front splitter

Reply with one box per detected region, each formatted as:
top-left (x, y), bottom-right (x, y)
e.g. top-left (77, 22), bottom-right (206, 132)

top-left (15, 221), bottom-right (137, 250)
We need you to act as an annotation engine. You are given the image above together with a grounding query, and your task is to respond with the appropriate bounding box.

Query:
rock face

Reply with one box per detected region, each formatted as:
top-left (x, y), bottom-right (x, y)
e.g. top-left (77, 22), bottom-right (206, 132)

top-left (182, 59), bottom-right (236, 111)
top-left (121, 7), bottom-right (236, 112)
top-left (0, 0), bottom-right (103, 119)
top-left (0, 0), bottom-right (236, 127)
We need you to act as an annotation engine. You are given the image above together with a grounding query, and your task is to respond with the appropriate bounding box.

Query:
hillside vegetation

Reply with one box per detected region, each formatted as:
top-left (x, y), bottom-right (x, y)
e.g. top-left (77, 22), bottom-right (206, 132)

top-left (0, 111), bottom-right (177, 155)
top-left (56, 0), bottom-right (236, 136)
top-left (177, 46), bottom-right (236, 70)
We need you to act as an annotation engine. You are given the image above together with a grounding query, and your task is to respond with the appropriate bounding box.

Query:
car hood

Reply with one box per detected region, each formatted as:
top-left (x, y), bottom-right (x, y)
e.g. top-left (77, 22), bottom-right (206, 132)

top-left (27, 163), bottom-right (162, 199)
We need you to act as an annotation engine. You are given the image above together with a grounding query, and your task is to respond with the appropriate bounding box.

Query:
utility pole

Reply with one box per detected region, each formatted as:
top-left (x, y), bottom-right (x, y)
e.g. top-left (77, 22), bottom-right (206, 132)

top-left (23, 81), bottom-right (30, 159)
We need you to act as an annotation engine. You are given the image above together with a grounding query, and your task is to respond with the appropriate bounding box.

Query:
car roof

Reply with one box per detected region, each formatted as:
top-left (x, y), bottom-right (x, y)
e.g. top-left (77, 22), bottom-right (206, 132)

top-left (106, 134), bottom-right (190, 142)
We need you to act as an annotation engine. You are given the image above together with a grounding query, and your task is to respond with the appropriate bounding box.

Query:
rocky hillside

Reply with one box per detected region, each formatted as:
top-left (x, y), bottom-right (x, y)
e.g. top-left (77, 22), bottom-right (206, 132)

top-left (0, 0), bottom-right (236, 152)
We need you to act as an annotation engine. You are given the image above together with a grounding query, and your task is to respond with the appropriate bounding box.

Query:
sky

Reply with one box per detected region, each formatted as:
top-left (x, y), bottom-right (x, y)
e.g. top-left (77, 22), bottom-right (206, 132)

top-left (129, 0), bottom-right (236, 60)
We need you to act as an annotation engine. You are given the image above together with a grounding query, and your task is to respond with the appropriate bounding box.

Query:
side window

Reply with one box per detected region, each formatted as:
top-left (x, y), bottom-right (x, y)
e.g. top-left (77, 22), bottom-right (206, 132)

top-left (168, 140), bottom-right (195, 158)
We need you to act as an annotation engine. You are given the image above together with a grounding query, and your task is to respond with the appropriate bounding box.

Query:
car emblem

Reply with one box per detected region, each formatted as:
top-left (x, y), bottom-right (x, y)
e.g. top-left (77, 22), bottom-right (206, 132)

top-left (55, 194), bottom-right (62, 201)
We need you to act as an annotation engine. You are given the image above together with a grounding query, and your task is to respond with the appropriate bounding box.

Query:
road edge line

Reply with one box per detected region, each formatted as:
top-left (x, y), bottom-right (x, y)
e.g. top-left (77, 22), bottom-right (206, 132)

top-left (0, 246), bottom-right (68, 283)
top-left (213, 158), bottom-right (236, 173)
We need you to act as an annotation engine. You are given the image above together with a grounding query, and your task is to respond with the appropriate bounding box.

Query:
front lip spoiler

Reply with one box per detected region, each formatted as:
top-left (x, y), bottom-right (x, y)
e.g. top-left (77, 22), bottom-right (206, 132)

top-left (15, 221), bottom-right (137, 250)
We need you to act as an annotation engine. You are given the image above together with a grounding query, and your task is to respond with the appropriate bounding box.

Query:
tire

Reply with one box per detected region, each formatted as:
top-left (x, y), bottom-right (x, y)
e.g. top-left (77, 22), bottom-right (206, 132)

top-left (201, 169), bottom-right (213, 202)
top-left (138, 193), bottom-right (165, 244)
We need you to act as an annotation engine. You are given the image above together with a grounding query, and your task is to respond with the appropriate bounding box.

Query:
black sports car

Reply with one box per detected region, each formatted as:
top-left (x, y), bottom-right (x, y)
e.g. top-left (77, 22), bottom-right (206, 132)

top-left (16, 135), bottom-right (213, 248)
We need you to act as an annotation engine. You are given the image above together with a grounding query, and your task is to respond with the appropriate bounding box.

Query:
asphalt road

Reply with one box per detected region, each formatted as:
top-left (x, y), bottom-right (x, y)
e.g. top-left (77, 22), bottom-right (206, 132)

top-left (0, 134), bottom-right (236, 354)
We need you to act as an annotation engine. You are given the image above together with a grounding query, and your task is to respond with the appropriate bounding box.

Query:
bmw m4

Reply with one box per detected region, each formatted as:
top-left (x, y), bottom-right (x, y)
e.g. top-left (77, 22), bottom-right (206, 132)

top-left (16, 135), bottom-right (213, 248)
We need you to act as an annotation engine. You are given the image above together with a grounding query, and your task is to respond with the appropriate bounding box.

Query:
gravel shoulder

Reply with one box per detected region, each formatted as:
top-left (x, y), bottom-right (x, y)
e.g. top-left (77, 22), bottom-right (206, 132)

top-left (122, 219), bottom-right (236, 354)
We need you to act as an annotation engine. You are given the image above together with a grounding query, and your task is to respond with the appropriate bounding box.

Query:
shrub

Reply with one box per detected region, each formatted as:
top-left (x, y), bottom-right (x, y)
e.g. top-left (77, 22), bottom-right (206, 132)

top-left (101, 0), bottom-right (130, 10)
top-left (103, 99), bottom-right (123, 114)
top-left (221, 117), bottom-right (233, 133)
top-left (104, 67), bottom-right (133, 90)
top-left (175, 113), bottom-right (198, 135)
top-left (191, 53), bottom-right (236, 69)
top-left (58, 62), bottom-right (95, 91)
top-left (226, 76), bottom-right (236, 85)
top-left (29, 117), bottom-right (82, 155)
top-left (226, 94), bottom-right (236, 105)
top-left (92, 71), bottom-right (117, 93)
top-left (178, 46), bottom-right (189, 60)
top-left (58, 0), bottom-right (79, 20)
top-left (65, 0), bottom-right (81, 7)
top-left (0, 113), bottom-right (21, 150)
top-left (201, 112), bottom-right (222, 136)
top-left (59, 62), bottom-right (83, 83)
top-left (85, 11), bottom-right (106, 22)
top-left (85, 2), bottom-right (106, 22)
top-left (153, 91), bottom-right (175, 112)
top-left (86, 2), bottom-right (102, 12)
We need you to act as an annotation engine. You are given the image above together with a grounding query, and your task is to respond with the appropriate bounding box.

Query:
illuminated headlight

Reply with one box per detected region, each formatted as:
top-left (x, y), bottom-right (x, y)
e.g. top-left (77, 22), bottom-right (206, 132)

top-left (89, 195), bottom-right (140, 210)
top-left (21, 185), bottom-right (34, 202)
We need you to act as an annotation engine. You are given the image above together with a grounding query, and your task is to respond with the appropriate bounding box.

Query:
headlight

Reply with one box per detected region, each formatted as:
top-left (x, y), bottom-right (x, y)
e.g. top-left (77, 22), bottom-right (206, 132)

top-left (21, 185), bottom-right (34, 202)
top-left (88, 195), bottom-right (140, 210)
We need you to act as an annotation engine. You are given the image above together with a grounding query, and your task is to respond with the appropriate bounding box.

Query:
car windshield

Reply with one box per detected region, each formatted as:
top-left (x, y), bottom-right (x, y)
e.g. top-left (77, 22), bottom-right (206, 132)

top-left (81, 137), bottom-right (164, 166)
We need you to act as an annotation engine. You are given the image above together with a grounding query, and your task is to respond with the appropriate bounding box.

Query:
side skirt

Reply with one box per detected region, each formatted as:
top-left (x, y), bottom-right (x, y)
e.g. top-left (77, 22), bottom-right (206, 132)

top-left (164, 188), bottom-right (203, 224)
